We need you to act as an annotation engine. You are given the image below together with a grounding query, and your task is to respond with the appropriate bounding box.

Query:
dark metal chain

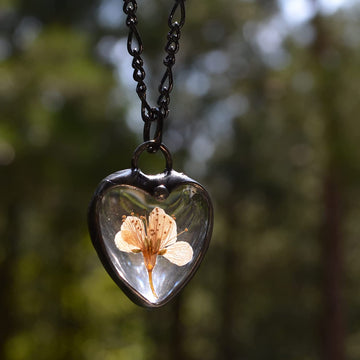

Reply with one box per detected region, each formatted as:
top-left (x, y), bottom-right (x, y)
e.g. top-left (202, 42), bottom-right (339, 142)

top-left (123, 0), bottom-right (186, 151)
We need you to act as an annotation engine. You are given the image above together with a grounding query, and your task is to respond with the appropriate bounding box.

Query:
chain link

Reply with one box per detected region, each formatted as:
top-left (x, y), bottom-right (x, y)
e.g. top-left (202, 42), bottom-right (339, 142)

top-left (123, 0), bottom-right (186, 151)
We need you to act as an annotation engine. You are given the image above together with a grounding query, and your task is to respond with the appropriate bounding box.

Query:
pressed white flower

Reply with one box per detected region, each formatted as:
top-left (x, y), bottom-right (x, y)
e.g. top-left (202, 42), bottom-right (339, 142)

top-left (114, 207), bottom-right (193, 297)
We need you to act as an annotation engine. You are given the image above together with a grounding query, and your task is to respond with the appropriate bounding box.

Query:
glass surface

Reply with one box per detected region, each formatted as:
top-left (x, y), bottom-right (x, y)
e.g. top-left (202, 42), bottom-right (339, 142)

top-left (98, 184), bottom-right (210, 305)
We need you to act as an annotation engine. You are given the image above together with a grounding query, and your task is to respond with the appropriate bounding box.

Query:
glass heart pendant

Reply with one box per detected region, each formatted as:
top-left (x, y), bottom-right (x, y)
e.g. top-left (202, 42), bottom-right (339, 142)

top-left (88, 142), bottom-right (213, 308)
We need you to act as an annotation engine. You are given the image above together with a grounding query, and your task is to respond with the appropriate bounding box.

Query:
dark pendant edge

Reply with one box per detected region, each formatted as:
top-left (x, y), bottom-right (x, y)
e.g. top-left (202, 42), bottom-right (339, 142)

top-left (87, 168), bottom-right (214, 309)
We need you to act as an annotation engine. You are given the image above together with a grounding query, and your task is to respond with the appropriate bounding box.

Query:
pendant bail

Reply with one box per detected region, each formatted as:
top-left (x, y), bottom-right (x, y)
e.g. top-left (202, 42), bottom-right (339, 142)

top-left (132, 141), bottom-right (172, 173)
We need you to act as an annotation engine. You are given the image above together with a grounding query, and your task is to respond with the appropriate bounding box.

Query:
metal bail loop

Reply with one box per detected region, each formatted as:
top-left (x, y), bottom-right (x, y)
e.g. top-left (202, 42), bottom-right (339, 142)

top-left (131, 141), bottom-right (173, 173)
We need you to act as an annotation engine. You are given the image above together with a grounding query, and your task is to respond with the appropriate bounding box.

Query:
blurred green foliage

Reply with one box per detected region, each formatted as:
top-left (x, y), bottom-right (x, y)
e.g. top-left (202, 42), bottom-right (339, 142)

top-left (1, 0), bottom-right (360, 359)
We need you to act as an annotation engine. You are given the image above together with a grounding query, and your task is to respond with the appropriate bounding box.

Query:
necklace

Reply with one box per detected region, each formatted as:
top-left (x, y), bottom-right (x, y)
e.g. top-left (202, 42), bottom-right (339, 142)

top-left (88, 0), bottom-right (213, 308)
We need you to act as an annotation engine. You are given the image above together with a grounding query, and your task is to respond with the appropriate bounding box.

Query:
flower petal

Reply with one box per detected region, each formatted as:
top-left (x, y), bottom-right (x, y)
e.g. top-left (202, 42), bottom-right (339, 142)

top-left (149, 207), bottom-right (177, 250)
top-left (121, 216), bottom-right (145, 248)
top-left (114, 215), bottom-right (145, 253)
top-left (114, 230), bottom-right (141, 253)
top-left (161, 241), bottom-right (193, 266)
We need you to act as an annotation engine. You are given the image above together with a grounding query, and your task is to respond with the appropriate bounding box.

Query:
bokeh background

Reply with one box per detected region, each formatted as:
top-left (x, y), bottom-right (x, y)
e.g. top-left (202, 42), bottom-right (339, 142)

top-left (1, 0), bottom-right (360, 359)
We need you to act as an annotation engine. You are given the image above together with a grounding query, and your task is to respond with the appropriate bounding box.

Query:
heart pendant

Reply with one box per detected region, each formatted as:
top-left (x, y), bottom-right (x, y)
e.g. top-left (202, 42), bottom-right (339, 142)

top-left (88, 142), bottom-right (213, 308)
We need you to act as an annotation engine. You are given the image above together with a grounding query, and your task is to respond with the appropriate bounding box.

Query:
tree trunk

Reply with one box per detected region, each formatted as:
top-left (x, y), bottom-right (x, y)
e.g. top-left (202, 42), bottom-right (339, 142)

top-left (218, 244), bottom-right (239, 360)
top-left (0, 204), bottom-right (19, 360)
top-left (320, 172), bottom-right (345, 360)
top-left (309, 5), bottom-right (346, 359)
top-left (169, 297), bottom-right (185, 360)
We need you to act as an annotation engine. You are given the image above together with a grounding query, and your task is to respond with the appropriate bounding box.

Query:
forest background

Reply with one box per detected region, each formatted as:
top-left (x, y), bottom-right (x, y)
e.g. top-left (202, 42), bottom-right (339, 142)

top-left (1, 0), bottom-right (360, 359)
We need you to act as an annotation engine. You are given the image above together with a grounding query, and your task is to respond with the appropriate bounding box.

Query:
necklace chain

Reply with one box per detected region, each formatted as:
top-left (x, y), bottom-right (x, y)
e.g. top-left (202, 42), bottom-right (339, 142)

top-left (123, 0), bottom-right (186, 150)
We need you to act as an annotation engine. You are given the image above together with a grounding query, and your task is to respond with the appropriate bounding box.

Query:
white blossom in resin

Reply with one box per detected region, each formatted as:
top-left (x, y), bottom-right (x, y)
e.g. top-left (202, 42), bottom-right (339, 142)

top-left (114, 207), bottom-right (193, 297)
